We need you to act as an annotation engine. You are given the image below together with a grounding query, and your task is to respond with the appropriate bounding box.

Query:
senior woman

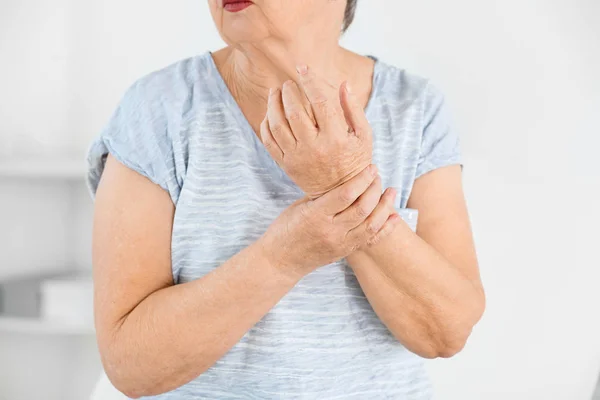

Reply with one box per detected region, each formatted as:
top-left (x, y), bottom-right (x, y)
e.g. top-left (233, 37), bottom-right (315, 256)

top-left (88, 0), bottom-right (485, 399)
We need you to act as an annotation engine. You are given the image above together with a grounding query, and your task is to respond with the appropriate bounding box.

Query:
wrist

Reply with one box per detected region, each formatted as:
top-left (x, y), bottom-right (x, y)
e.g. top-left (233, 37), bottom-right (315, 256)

top-left (253, 236), bottom-right (311, 285)
top-left (345, 247), bottom-right (373, 268)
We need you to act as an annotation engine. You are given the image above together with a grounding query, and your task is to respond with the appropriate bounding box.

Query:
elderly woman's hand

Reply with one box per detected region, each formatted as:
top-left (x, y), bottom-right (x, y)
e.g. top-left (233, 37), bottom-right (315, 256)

top-left (259, 164), bottom-right (400, 279)
top-left (260, 66), bottom-right (373, 199)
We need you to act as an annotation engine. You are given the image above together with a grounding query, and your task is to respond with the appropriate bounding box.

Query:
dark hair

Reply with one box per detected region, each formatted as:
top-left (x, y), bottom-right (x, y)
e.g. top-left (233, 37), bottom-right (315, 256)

top-left (343, 0), bottom-right (358, 32)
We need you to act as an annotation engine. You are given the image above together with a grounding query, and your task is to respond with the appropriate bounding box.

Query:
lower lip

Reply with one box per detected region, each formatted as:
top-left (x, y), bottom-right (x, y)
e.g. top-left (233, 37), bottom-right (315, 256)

top-left (224, 1), bottom-right (253, 12)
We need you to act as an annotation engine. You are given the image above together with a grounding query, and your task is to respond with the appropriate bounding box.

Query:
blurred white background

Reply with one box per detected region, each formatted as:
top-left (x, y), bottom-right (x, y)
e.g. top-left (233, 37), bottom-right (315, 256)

top-left (0, 0), bottom-right (598, 399)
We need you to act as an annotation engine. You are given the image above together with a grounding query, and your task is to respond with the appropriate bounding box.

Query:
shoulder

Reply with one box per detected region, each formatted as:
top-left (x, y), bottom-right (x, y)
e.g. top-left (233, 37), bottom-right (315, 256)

top-left (88, 54), bottom-right (217, 202)
top-left (367, 59), bottom-right (461, 195)
top-left (109, 52), bottom-right (220, 167)
top-left (121, 53), bottom-right (215, 118)
top-left (369, 59), bottom-right (454, 143)
top-left (371, 59), bottom-right (445, 114)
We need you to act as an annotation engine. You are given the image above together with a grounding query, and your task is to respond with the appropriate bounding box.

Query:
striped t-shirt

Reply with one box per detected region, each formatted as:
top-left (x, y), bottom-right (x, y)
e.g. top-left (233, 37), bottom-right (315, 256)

top-left (87, 52), bottom-right (461, 399)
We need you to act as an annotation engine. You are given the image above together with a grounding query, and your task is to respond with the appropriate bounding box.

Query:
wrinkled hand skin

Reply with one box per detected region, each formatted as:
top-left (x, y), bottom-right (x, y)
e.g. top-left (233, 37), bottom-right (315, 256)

top-left (258, 165), bottom-right (400, 279)
top-left (260, 65), bottom-right (373, 199)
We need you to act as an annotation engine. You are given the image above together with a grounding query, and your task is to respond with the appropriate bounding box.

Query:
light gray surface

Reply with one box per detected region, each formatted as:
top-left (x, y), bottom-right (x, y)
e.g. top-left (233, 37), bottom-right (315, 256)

top-left (593, 374), bottom-right (600, 400)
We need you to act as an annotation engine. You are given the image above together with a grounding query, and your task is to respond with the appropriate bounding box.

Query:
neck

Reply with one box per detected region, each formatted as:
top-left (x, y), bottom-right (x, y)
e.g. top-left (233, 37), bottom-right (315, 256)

top-left (214, 40), bottom-right (349, 115)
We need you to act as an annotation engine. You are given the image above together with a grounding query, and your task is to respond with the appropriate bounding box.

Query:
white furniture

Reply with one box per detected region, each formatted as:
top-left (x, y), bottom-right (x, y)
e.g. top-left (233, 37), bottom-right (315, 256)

top-left (0, 316), bottom-right (95, 335)
top-left (0, 158), bottom-right (86, 180)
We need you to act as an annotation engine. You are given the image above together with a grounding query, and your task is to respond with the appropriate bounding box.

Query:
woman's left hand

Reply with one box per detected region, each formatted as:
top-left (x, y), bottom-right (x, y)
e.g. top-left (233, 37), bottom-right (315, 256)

top-left (261, 66), bottom-right (373, 199)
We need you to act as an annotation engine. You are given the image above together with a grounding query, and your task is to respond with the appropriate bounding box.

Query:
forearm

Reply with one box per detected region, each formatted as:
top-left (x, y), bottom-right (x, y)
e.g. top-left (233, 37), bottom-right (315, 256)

top-left (103, 239), bottom-right (301, 398)
top-left (346, 221), bottom-right (485, 358)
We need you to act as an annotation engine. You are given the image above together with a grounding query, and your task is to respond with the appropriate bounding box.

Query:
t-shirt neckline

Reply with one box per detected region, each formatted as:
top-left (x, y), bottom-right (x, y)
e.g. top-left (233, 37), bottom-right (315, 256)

top-left (204, 51), bottom-right (381, 145)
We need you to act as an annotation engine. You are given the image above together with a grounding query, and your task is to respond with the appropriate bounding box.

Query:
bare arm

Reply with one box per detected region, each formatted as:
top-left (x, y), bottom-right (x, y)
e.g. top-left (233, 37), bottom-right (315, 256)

top-left (94, 155), bottom-right (393, 398)
top-left (93, 155), bottom-right (299, 398)
top-left (258, 65), bottom-right (484, 359)
top-left (346, 166), bottom-right (485, 358)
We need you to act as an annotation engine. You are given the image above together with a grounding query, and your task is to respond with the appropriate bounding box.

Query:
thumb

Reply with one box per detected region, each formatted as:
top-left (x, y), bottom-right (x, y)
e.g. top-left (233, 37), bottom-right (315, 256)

top-left (339, 81), bottom-right (371, 140)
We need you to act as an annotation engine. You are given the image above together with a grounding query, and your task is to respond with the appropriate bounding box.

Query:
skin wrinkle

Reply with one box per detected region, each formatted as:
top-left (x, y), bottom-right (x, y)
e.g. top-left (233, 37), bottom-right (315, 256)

top-left (372, 244), bottom-right (454, 348)
top-left (260, 66), bottom-right (374, 199)
top-left (90, 1), bottom-right (483, 397)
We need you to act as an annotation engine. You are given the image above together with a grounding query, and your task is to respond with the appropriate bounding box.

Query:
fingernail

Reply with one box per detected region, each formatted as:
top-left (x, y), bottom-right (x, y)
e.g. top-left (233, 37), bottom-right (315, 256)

top-left (345, 81), bottom-right (352, 94)
top-left (269, 88), bottom-right (273, 96)
top-left (296, 65), bottom-right (308, 75)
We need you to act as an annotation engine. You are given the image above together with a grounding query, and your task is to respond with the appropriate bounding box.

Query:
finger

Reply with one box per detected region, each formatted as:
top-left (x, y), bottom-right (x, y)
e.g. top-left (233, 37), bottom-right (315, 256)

top-left (296, 65), bottom-right (336, 128)
top-left (309, 164), bottom-right (378, 215)
top-left (339, 81), bottom-right (372, 140)
top-left (281, 80), bottom-right (317, 138)
top-left (365, 213), bottom-right (402, 248)
top-left (361, 187), bottom-right (398, 238)
top-left (267, 88), bottom-right (296, 152)
top-left (348, 188), bottom-right (400, 244)
top-left (333, 175), bottom-right (382, 229)
top-left (260, 115), bottom-right (284, 162)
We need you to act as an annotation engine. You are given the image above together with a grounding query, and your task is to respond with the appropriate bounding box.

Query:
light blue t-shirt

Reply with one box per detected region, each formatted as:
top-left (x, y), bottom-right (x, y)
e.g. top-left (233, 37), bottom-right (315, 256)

top-left (88, 52), bottom-right (461, 399)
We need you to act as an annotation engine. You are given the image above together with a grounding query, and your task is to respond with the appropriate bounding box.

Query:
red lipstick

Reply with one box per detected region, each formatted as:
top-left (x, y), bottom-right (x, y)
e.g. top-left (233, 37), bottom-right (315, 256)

top-left (222, 0), bottom-right (253, 12)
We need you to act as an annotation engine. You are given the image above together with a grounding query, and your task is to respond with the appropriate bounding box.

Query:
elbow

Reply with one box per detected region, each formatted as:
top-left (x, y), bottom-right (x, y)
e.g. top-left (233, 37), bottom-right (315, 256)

top-left (119, 388), bottom-right (146, 400)
top-left (102, 353), bottom-right (212, 398)
top-left (98, 333), bottom-right (179, 398)
top-left (415, 334), bottom-right (469, 360)
top-left (105, 368), bottom-right (168, 399)
top-left (119, 385), bottom-right (155, 400)
top-left (122, 387), bottom-right (161, 400)
top-left (103, 363), bottom-right (153, 399)
top-left (101, 354), bottom-right (169, 399)
top-left (432, 336), bottom-right (469, 359)
top-left (416, 289), bottom-right (486, 360)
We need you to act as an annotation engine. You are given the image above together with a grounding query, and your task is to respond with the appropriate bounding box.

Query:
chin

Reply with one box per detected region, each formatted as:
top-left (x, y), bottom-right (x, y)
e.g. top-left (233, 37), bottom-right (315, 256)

top-left (220, 21), bottom-right (270, 45)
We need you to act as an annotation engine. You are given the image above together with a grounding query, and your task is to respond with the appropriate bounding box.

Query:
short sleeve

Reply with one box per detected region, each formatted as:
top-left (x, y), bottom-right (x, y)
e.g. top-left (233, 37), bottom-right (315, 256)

top-left (415, 84), bottom-right (462, 179)
top-left (86, 79), bottom-right (181, 203)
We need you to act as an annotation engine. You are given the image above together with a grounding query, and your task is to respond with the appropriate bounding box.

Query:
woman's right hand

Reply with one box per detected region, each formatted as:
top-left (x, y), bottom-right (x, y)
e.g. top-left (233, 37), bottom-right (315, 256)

top-left (261, 66), bottom-right (373, 200)
top-left (259, 164), bottom-right (400, 279)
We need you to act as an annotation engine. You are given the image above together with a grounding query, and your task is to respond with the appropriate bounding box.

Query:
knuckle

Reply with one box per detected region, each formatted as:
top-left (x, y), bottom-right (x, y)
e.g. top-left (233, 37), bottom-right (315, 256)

top-left (313, 96), bottom-right (329, 109)
top-left (263, 139), bottom-right (273, 149)
top-left (286, 109), bottom-right (302, 122)
top-left (367, 234), bottom-right (381, 247)
top-left (355, 204), bottom-right (369, 219)
top-left (338, 188), bottom-right (355, 204)
top-left (349, 242), bottom-right (361, 253)
top-left (270, 122), bottom-right (283, 136)
top-left (366, 221), bottom-right (380, 235)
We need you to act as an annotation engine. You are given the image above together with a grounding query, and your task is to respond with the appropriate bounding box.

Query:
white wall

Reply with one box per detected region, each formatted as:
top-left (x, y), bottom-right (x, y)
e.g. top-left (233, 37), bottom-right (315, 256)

top-left (343, 1), bottom-right (600, 399)
top-left (1, 0), bottom-right (598, 399)
top-left (0, 0), bottom-right (72, 157)
top-left (344, 1), bottom-right (599, 399)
